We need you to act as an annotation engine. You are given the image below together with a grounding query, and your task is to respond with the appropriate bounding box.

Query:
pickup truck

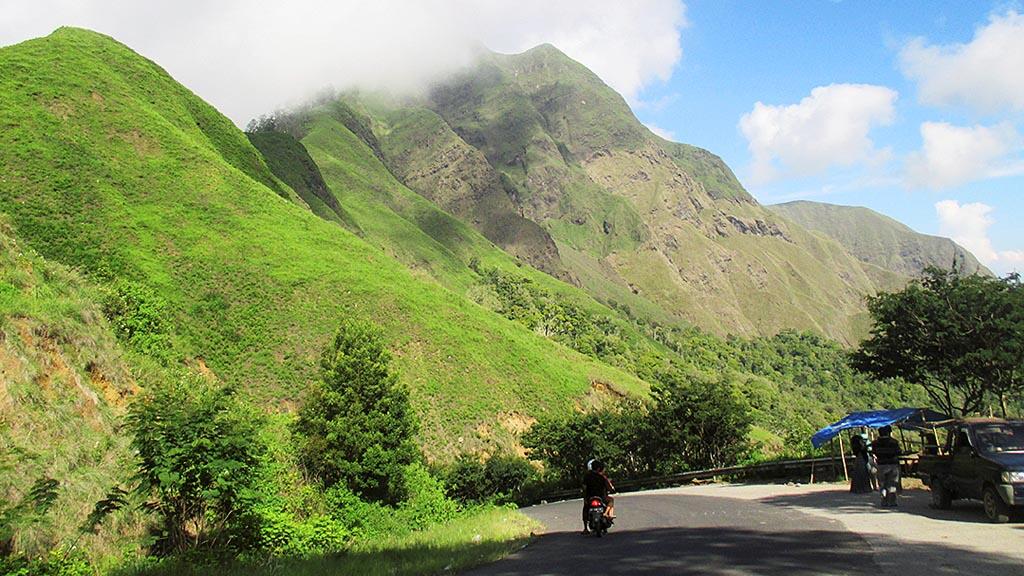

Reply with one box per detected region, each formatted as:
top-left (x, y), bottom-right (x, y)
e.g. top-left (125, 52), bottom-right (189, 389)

top-left (918, 418), bottom-right (1024, 523)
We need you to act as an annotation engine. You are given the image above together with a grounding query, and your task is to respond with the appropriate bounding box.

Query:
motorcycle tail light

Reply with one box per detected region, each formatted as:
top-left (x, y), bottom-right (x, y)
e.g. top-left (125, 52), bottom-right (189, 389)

top-left (590, 499), bottom-right (603, 507)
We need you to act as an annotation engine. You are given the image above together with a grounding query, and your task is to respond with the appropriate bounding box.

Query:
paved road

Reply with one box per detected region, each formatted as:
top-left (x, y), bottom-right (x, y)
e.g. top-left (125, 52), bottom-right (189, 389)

top-left (464, 484), bottom-right (1024, 576)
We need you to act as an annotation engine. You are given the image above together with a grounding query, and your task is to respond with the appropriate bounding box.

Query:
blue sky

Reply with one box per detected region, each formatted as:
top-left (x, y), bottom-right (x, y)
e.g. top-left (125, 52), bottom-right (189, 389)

top-left (633, 1), bottom-right (1024, 274)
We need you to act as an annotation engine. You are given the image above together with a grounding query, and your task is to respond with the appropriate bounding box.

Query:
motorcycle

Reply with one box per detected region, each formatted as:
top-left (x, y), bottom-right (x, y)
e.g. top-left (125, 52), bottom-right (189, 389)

top-left (585, 496), bottom-right (613, 537)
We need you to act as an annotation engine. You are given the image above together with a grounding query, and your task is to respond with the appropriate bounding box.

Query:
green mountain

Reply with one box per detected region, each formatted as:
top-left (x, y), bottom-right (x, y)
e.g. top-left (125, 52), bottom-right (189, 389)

top-left (0, 28), bottom-right (648, 458)
top-left (767, 200), bottom-right (990, 278)
top-left (331, 45), bottom-right (898, 344)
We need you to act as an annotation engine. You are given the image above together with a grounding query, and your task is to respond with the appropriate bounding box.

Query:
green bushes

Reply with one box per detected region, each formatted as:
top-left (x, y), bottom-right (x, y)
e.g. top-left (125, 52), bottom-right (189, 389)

top-left (293, 319), bottom-right (419, 505)
top-left (102, 281), bottom-right (171, 360)
top-left (523, 367), bottom-right (753, 484)
top-left (126, 375), bottom-right (265, 554)
top-left (441, 454), bottom-right (536, 505)
top-left (0, 548), bottom-right (92, 576)
top-left (643, 368), bottom-right (753, 472)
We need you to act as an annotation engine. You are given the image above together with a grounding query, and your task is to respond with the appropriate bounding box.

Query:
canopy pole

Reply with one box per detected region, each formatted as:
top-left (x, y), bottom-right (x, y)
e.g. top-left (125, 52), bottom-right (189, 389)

top-left (830, 439), bottom-right (837, 479)
top-left (809, 451), bottom-right (815, 484)
top-left (837, 434), bottom-right (849, 482)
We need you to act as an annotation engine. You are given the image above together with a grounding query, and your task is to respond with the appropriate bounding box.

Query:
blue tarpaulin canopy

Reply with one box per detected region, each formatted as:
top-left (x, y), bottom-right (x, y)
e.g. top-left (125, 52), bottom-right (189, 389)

top-left (810, 407), bottom-right (951, 448)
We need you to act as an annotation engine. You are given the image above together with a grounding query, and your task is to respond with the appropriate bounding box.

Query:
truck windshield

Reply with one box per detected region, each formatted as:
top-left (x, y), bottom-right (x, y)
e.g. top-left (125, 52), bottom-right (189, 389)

top-left (973, 423), bottom-right (1024, 454)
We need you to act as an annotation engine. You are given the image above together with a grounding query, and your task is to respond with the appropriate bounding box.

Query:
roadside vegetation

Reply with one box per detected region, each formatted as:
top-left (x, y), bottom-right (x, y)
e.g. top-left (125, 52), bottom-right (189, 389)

top-left (1, 313), bottom-right (537, 575)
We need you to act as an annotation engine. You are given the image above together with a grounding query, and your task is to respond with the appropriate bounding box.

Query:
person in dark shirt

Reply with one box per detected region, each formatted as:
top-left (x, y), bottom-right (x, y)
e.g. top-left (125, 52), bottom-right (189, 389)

top-left (870, 425), bottom-right (902, 507)
top-left (581, 460), bottom-right (616, 533)
top-left (849, 433), bottom-right (873, 494)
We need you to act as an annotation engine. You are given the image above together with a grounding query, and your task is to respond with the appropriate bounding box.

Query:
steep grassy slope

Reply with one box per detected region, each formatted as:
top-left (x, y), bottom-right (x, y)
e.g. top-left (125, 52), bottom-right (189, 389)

top-left (0, 217), bottom-right (145, 557)
top-left (768, 200), bottom-right (991, 278)
top-left (0, 28), bottom-right (647, 457)
top-left (246, 130), bottom-right (362, 233)
top-left (394, 44), bottom-right (889, 343)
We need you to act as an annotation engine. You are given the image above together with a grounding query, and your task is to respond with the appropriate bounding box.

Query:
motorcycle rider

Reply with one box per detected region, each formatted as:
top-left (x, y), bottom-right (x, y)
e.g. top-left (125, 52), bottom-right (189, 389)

top-left (582, 459), bottom-right (616, 533)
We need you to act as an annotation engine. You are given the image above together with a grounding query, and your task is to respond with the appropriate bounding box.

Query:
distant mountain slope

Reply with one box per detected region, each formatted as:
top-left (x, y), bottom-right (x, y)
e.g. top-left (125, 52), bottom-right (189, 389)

top-left (352, 44), bottom-right (894, 343)
top-left (0, 28), bottom-right (646, 457)
top-left (768, 201), bottom-right (991, 278)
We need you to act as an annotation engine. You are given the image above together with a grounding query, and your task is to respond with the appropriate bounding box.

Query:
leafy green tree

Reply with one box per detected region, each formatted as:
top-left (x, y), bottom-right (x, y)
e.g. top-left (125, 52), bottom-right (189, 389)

top-left (854, 268), bottom-right (1024, 417)
top-left (294, 319), bottom-right (418, 505)
top-left (522, 405), bottom-right (644, 482)
top-left (126, 376), bottom-right (264, 554)
top-left (442, 454), bottom-right (537, 504)
top-left (642, 367), bottom-right (753, 471)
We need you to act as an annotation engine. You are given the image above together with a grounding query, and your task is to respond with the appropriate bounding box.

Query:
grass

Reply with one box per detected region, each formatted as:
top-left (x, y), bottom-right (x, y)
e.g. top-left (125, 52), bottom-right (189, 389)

top-left (117, 507), bottom-right (539, 576)
top-left (246, 131), bottom-right (362, 233)
top-left (0, 27), bottom-right (647, 461)
top-left (0, 216), bottom-right (151, 562)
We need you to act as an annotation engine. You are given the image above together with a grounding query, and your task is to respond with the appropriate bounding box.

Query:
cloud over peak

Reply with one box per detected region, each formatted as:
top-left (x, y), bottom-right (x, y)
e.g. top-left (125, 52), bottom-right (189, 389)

top-left (935, 200), bottom-right (1024, 273)
top-left (0, 0), bottom-right (687, 125)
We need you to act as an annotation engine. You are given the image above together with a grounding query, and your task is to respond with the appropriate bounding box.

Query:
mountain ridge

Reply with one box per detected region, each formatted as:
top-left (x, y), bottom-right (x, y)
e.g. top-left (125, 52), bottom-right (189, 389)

top-left (333, 44), bottom-right (901, 343)
top-left (768, 200), bottom-right (990, 278)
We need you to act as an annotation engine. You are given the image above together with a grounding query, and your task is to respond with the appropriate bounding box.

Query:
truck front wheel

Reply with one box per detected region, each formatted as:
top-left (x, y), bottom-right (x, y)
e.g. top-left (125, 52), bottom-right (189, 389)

top-left (982, 486), bottom-right (1011, 523)
top-left (930, 480), bottom-right (952, 510)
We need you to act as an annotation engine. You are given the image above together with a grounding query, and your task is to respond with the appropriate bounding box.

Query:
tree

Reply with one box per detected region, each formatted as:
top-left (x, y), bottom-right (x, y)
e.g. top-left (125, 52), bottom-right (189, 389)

top-left (853, 268), bottom-right (1024, 417)
top-left (642, 367), bottom-right (753, 471)
top-left (294, 319), bottom-right (418, 505)
top-left (126, 376), bottom-right (264, 553)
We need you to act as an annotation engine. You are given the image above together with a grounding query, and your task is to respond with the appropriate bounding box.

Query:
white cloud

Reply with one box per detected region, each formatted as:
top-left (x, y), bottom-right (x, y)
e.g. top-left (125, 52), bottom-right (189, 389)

top-left (906, 122), bottom-right (1022, 189)
top-left (900, 11), bottom-right (1024, 113)
top-left (739, 84), bottom-right (898, 183)
top-left (0, 0), bottom-right (686, 125)
top-left (644, 123), bottom-right (677, 141)
top-left (935, 200), bottom-right (1024, 273)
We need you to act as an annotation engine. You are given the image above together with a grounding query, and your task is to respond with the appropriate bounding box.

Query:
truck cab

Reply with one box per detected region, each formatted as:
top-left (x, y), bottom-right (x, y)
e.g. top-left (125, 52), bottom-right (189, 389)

top-left (919, 418), bottom-right (1024, 523)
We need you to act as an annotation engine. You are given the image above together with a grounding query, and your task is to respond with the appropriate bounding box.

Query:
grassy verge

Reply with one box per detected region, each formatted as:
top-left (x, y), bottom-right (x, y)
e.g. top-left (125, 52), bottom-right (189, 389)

top-left (119, 507), bottom-right (539, 576)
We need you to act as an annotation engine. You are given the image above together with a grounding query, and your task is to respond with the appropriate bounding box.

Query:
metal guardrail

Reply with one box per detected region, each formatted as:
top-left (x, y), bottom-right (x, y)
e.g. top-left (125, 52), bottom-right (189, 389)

top-left (537, 454), bottom-right (919, 503)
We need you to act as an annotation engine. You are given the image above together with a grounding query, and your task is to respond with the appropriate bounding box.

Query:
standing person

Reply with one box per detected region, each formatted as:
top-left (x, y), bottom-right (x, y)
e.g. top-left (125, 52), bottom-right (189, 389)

top-left (849, 433), bottom-right (873, 494)
top-left (870, 425), bottom-right (902, 507)
top-left (581, 460), bottom-right (616, 533)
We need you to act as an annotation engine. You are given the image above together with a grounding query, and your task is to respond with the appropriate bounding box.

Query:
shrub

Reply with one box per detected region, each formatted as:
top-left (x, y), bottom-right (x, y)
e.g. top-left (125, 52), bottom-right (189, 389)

top-left (323, 485), bottom-right (403, 540)
top-left (0, 548), bottom-right (92, 576)
top-left (396, 464), bottom-right (460, 531)
top-left (126, 375), bottom-right (265, 554)
top-left (442, 454), bottom-right (536, 505)
top-left (102, 280), bottom-right (171, 359)
top-left (294, 319), bottom-right (418, 505)
top-left (247, 506), bottom-right (350, 557)
top-left (523, 368), bottom-right (753, 484)
top-left (522, 404), bottom-right (645, 483)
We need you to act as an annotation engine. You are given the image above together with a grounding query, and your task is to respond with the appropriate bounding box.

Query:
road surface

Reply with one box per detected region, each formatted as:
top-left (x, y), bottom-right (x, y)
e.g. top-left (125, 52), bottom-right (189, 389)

top-left (465, 483), bottom-right (1024, 576)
